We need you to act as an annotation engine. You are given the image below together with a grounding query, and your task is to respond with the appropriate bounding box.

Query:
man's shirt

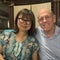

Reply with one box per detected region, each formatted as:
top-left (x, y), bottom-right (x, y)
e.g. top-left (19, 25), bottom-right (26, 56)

top-left (36, 26), bottom-right (60, 60)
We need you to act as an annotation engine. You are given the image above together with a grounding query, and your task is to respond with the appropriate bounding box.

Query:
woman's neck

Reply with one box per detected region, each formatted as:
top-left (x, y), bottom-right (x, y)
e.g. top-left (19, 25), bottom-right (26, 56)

top-left (18, 31), bottom-right (27, 37)
top-left (15, 31), bottom-right (28, 43)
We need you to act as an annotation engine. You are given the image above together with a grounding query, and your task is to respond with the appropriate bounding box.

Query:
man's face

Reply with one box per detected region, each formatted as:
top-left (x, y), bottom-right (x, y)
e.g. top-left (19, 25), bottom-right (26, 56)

top-left (38, 9), bottom-right (56, 32)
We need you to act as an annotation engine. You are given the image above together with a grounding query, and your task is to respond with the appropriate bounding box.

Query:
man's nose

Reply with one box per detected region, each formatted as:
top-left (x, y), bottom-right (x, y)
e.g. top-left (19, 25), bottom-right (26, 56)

top-left (43, 17), bottom-right (47, 22)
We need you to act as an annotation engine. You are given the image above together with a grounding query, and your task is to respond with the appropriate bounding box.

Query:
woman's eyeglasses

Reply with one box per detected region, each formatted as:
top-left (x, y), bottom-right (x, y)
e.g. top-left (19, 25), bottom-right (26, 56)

top-left (18, 18), bottom-right (31, 25)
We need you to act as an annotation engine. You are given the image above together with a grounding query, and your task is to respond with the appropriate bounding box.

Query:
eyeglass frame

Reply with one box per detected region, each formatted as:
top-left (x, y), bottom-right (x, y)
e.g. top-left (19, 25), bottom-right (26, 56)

top-left (38, 15), bottom-right (52, 22)
top-left (18, 18), bottom-right (32, 24)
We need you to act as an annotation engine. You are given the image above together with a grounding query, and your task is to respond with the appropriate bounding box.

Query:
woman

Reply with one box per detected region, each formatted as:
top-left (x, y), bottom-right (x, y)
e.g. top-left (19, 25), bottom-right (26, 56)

top-left (0, 9), bottom-right (39, 60)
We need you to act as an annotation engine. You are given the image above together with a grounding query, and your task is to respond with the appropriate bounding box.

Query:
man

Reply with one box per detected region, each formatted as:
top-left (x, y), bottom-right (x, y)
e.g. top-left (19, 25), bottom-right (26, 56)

top-left (36, 8), bottom-right (60, 60)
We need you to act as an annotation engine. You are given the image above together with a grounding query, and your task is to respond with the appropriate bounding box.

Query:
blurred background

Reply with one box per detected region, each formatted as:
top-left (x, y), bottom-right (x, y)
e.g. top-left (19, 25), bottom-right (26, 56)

top-left (0, 0), bottom-right (60, 32)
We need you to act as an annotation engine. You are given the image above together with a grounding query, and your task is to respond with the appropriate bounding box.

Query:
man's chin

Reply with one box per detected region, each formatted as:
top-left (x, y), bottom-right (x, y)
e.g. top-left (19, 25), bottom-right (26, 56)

top-left (43, 28), bottom-right (50, 31)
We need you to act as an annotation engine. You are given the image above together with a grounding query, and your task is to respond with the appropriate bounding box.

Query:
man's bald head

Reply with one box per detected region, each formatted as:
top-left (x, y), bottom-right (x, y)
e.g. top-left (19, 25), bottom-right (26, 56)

top-left (38, 8), bottom-right (53, 18)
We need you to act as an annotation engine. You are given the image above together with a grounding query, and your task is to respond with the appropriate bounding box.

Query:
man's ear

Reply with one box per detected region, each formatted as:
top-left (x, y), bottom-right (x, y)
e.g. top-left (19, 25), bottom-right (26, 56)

top-left (53, 15), bottom-right (56, 23)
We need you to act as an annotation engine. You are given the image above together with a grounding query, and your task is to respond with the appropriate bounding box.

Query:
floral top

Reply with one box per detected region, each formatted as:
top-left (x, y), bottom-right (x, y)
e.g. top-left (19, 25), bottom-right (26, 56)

top-left (0, 30), bottom-right (39, 60)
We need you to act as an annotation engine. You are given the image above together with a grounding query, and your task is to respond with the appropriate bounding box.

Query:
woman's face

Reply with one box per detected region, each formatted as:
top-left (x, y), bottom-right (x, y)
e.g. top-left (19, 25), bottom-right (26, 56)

top-left (17, 14), bottom-right (32, 32)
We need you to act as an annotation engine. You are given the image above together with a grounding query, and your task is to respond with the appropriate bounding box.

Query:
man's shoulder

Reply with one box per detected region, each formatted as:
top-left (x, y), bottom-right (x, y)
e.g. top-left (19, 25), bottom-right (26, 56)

top-left (36, 27), bottom-right (42, 39)
top-left (56, 26), bottom-right (60, 33)
top-left (36, 26), bottom-right (41, 29)
top-left (36, 27), bottom-right (43, 34)
top-left (36, 27), bottom-right (41, 31)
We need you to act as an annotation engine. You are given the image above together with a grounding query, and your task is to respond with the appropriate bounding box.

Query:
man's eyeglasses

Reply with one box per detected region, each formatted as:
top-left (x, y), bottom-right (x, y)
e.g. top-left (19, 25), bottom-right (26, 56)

top-left (38, 15), bottom-right (52, 22)
top-left (18, 18), bottom-right (31, 25)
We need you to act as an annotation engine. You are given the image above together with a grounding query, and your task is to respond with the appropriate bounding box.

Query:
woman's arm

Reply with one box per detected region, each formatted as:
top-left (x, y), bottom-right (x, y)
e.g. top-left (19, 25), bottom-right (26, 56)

top-left (0, 54), bottom-right (4, 60)
top-left (32, 51), bottom-right (39, 60)
top-left (0, 45), bottom-right (2, 54)
top-left (0, 45), bottom-right (4, 60)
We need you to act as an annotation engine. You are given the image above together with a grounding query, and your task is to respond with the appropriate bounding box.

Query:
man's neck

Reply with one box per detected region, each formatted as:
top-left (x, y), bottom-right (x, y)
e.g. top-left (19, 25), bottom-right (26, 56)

top-left (44, 26), bottom-right (55, 38)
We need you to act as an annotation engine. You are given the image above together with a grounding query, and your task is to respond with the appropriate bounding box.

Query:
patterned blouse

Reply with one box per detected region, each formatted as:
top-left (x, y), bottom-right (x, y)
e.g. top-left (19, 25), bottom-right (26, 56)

top-left (0, 30), bottom-right (39, 60)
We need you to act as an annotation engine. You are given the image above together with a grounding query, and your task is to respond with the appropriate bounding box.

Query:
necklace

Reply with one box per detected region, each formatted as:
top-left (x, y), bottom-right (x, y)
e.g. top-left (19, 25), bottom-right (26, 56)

top-left (13, 42), bottom-right (22, 57)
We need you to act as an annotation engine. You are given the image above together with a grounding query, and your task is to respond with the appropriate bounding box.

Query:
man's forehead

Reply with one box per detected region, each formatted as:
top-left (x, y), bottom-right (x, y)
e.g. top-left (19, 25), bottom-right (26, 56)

top-left (38, 8), bottom-right (51, 17)
top-left (40, 9), bottom-right (51, 14)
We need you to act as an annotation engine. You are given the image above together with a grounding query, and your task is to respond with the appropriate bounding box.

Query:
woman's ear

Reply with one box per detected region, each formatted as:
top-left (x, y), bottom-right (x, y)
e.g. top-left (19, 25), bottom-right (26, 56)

top-left (18, 20), bottom-right (20, 25)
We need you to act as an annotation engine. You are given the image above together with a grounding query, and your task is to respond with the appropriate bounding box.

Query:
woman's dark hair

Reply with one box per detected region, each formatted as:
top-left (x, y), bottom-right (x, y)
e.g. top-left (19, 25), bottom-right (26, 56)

top-left (14, 8), bottom-right (36, 36)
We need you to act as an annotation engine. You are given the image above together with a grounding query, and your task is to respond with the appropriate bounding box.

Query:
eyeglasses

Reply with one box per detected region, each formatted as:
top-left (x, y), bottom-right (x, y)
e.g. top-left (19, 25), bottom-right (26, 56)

top-left (38, 15), bottom-right (52, 22)
top-left (18, 18), bottom-right (31, 25)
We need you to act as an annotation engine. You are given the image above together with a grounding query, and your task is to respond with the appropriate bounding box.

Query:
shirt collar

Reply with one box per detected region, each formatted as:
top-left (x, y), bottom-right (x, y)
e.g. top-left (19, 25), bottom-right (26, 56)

top-left (38, 26), bottom-right (60, 39)
top-left (54, 26), bottom-right (60, 36)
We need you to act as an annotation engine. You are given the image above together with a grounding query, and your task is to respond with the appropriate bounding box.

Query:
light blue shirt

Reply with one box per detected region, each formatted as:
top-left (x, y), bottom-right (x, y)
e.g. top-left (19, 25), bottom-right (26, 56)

top-left (36, 26), bottom-right (60, 60)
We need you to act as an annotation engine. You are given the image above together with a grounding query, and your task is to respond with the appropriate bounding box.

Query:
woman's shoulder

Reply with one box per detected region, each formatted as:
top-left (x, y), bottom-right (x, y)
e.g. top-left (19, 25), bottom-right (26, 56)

top-left (0, 29), bottom-right (14, 40)
top-left (28, 36), bottom-right (39, 44)
top-left (2, 29), bottom-right (14, 33)
top-left (28, 36), bottom-right (39, 52)
top-left (1, 29), bottom-right (14, 35)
